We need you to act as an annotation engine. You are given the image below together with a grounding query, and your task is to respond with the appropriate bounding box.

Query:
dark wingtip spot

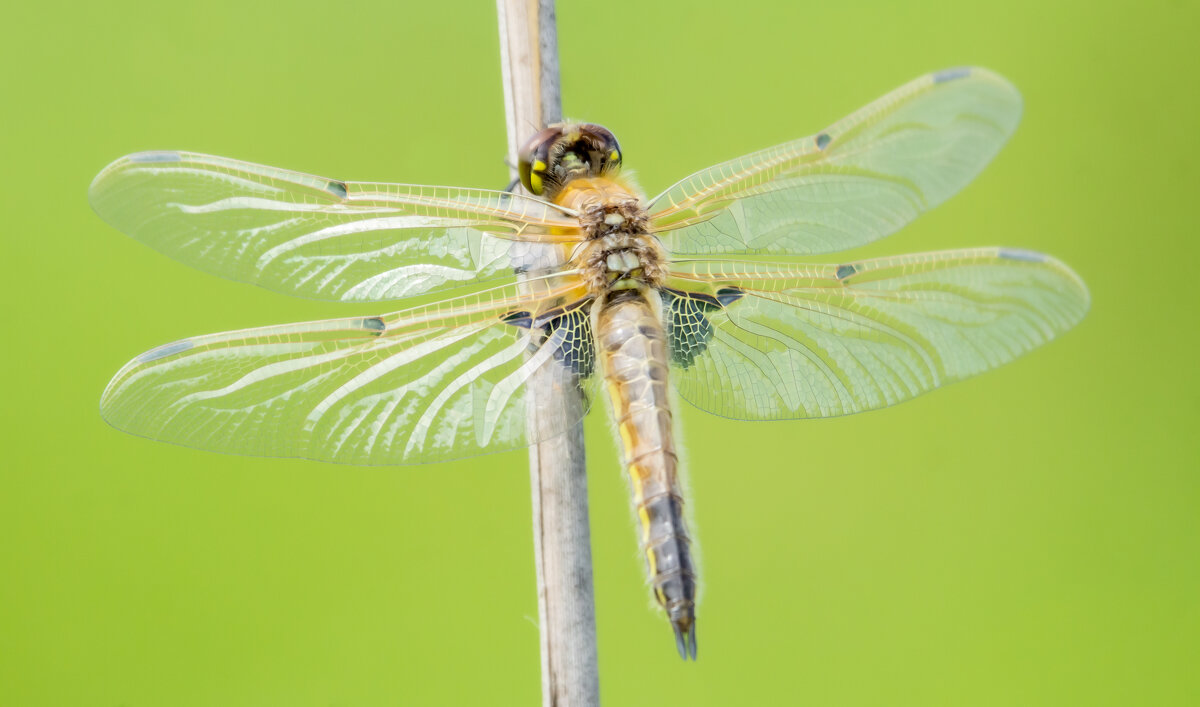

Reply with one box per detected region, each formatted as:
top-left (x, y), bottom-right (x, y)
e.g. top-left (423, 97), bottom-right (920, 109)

top-left (501, 310), bottom-right (533, 328)
top-left (815, 132), bottom-right (832, 150)
top-left (326, 180), bottom-right (348, 199)
top-left (361, 317), bottom-right (386, 335)
top-left (137, 339), bottom-right (193, 363)
top-left (836, 264), bottom-right (857, 280)
top-left (998, 248), bottom-right (1046, 263)
top-left (130, 151), bottom-right (182, 163)
top-left (933, 67), bottom-right (971, 84)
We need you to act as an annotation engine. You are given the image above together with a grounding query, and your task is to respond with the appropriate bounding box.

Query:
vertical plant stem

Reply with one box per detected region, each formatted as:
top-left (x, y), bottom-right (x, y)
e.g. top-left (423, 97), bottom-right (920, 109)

top-left (496, 2), bottom-right (600, 706)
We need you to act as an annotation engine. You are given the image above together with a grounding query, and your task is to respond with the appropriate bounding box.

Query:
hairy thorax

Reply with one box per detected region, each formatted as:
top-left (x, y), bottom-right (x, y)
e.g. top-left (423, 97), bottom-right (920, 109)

top-left (553, 177), bottom-right (666, 297)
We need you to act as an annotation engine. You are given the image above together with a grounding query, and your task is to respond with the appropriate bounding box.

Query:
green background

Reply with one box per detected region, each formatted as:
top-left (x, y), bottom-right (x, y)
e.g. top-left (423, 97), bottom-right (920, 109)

top-left (3, 0), bottom-right (1197, 704)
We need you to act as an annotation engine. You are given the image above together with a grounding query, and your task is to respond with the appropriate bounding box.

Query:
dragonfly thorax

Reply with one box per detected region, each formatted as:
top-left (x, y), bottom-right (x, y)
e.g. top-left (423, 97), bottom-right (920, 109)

top-left (578, 230), bottom-right (665, 295)
top-left (549, 173), bottom-right (662, 295)
top-left (578, 197), bottom-right (648, 239)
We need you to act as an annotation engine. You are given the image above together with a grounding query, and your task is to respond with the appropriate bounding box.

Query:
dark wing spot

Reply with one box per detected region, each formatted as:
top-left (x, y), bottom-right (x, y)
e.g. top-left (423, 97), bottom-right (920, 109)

top-left (715, 287), bottom-right (744, 307)
top-left (326, 180), bottom-right (348, 199)
top-left (671, 291), bottom-right (720, 308)
top-left (501, 310), bottom-right (533, 328)
top-left (531, 305), bottom-right (568, 329)
top-left (662, 289), bottom-right (715, 368)
top-left (360, 317), bottom-right (386, 335)
top-left (508, 302), bottom-right (595, 377)
top-left (540, 304), bottom-right (595, 378)
top-left (815, 133), bottom-right (832, 150)
top-left (130, 151), bottom-right (182, 163)
top-left (136, 339), bottom-right (193, 363)
top-left (998, 248), bottom-right (1046, 263)
top-left (662, 287), bottom-right (746, 367)
top-left (836, 264), bottom-right (857, 280)
top-left (933, 67), bottom-right (971, 84)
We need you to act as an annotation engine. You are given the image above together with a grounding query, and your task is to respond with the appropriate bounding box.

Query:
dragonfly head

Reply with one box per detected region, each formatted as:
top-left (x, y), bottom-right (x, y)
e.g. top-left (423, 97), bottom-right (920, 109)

top-left (518, 122), bottom-right (622, 198)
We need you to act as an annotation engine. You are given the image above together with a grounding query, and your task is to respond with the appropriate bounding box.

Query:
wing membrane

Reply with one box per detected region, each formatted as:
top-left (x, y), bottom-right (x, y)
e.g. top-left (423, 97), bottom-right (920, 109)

top-left (664, 249), bottom-right (1088, 420)
top-left (101, 278), bottom-right (594, 464)
top-left (649, 68), bottom-right (1021, 256)
top-left (89, 151), bottom-right (582, 302)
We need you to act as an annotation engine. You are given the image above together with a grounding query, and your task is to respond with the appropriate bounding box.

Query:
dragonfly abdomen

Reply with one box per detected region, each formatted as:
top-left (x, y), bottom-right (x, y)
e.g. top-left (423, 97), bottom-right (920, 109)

top-left (596, 288), bottom-right (698, 660)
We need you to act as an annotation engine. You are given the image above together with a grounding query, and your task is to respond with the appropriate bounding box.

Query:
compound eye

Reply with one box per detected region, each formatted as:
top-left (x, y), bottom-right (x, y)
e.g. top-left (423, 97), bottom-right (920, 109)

top-left (576, 124), bottom-right (621, 174)
top-left (518, 126), bottom-right (562, 195)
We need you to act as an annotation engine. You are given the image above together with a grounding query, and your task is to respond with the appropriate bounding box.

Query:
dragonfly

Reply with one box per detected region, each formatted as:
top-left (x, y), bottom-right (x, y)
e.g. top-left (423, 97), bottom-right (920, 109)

top-left (91, 67), bottom-right (1088, 661)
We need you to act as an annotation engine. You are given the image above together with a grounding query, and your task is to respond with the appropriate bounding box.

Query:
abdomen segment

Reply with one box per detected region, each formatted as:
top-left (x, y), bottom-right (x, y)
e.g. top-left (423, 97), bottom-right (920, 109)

top-left (596, 288), bottom-right (698, 659)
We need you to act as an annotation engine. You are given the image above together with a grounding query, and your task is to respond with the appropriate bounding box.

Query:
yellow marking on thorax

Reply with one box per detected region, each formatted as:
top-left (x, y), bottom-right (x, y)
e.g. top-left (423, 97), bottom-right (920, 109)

top-left (551, 175), bottom-right (644, 212)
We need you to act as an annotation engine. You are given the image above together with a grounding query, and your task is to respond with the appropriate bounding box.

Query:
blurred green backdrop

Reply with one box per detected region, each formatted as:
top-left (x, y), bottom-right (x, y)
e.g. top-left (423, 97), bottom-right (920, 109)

top-left (3, 0), bottom-right (1197, 705)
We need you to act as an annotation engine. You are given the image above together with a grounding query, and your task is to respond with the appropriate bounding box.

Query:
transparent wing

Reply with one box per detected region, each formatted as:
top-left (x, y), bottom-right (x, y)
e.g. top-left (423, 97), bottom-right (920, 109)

top-left (649, 68), bottom-right (1022, 256)
top-left (662, 248), bottom-right (1088, 420)
top-left (101, 276), bottom-right (596, 464)
top-left (89, 151), bottom-right (583, 302)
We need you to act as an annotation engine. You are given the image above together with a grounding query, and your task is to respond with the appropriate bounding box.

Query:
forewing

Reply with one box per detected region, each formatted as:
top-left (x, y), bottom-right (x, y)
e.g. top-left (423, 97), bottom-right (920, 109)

top-left (663, 249), bottom-right (1088, 420)
top-left (649, 68), bottom-right (1021, 256)
top-left (89, 151), bottom-right (582, 302)
top-left (101, 279), bottom-right (596, 464)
